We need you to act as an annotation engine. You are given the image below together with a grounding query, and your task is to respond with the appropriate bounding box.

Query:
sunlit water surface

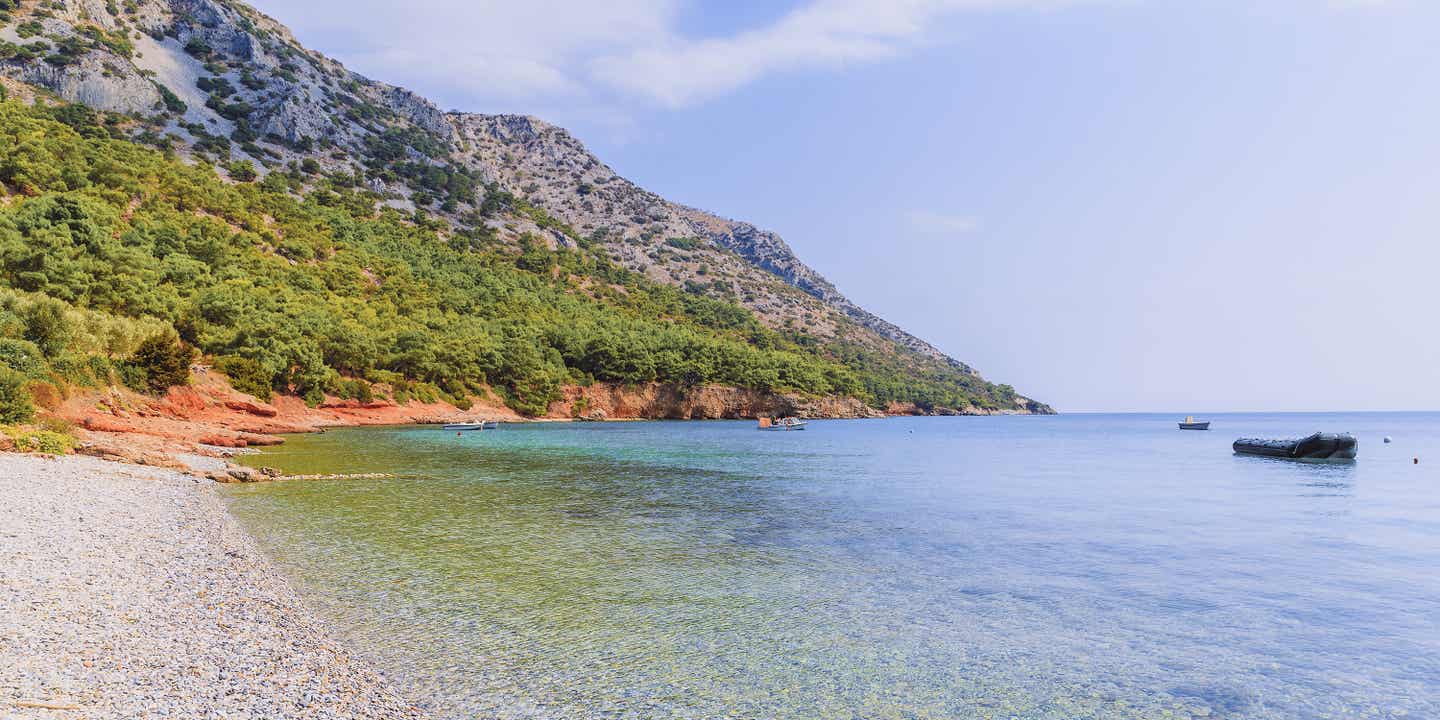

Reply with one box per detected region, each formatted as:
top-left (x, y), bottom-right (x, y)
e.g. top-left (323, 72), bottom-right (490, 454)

top-left (231, 414), bottom-right (1440, 719)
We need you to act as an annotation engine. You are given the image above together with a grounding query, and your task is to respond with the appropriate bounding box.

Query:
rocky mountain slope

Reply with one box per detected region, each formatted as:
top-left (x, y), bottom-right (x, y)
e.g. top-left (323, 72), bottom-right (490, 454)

top-left (0, 0), bottom-right (1051, 414)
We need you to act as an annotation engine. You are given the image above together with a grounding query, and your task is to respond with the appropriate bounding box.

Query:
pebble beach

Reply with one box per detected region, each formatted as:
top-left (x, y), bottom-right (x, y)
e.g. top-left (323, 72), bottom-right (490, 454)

top-left (0, 453), bottom-right (427, 720)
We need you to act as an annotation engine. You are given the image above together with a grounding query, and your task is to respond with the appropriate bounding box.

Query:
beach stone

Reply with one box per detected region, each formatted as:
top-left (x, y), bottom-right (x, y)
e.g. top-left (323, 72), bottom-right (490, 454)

top-left (0, 453), bottom-right (428, 719)
top-left (226, 467), bottom-right (257, 483)
top-left (224, 399), bottom-right (280, 418)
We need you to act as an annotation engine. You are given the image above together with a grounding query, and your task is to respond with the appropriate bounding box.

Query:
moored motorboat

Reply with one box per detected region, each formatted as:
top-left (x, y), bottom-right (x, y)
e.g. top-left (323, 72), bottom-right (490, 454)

top-left (444, 423), bottom-right (485, 432)
top-left (1233, 432), bottom-right (1357, 461)
top-left (758, 417), bottom-right (808, 431)
top-left (1179, 416), bottom-right (1210, 430)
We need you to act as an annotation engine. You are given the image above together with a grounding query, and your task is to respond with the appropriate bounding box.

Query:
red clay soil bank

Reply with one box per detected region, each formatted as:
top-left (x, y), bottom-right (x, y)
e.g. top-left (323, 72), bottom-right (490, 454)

top-left (51, 371), bottom-right (519, 452)
top-left (548, 383), bottom-right (883, 421)
top-left (43, 369), bottom-right (950, 464)
top-left (50, 370), bottom-right (889, 451)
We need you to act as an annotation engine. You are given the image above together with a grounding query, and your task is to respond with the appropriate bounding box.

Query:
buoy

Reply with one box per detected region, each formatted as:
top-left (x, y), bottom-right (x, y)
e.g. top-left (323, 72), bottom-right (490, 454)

top-left (1383, 436), bottom-right (1392, 444)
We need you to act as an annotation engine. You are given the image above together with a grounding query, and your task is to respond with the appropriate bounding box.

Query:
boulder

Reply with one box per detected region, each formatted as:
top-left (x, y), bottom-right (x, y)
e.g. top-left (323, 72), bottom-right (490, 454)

top-left (224, 399), bottom-right (279, 418)
top-left (197, 433), bottom-right (246, 448)
top-left (225, 466), bottom-right (256, 483)
top-left (238, 432), bottom-right (284, 447)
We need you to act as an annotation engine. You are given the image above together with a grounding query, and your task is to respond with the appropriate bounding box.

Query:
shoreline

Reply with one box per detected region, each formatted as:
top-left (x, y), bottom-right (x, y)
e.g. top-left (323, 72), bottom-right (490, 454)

top-left (41, 373), bottom-right (1044, 470)
top-left (0, 453), bottom-right (429, 719)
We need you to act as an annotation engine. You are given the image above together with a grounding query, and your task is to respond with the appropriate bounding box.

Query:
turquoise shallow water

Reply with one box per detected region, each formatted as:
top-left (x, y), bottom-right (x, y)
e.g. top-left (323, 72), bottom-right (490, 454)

top-left (231, 413), bottom-right (1440, 719)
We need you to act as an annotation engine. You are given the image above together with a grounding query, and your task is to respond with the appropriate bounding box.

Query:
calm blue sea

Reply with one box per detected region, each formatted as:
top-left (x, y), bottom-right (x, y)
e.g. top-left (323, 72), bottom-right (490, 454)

top-left (229, 413), bottom-right (1440, 719)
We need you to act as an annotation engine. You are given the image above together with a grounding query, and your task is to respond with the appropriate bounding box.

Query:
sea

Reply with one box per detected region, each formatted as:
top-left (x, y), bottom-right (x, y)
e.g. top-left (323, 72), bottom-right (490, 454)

top-left (229, 413), bottom-right (1440, 719)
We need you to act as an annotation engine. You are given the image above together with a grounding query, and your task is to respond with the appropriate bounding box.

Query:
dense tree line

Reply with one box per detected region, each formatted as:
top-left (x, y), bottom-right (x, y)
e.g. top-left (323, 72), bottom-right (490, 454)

top-left (0, 101), bottom-right (1018, 416)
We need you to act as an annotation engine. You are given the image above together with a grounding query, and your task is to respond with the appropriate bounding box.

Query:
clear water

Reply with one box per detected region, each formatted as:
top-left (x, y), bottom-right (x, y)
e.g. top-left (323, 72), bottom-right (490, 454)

top-left (229, 414), bottom-right (1440, 719)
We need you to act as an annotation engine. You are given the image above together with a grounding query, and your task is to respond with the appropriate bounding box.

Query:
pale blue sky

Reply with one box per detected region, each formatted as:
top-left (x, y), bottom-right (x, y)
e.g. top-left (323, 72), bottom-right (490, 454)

top-left (249, 0), bottom-right (1440, 412)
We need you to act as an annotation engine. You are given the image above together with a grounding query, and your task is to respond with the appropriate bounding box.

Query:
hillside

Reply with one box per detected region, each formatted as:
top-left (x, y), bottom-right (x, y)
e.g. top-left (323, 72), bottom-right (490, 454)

top-left (0, 0), bottom-right (1051, 418)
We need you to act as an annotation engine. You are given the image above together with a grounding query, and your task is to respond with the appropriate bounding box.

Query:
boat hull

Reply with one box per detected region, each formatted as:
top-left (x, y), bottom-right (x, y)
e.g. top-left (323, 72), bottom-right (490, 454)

top-left (1233, 432), bottom-right (1357, 461)
top-left (443, 424), bottom-right (484, 431)
top-left (759, 423), bottom-right (808, 431)
top-left (1179, 422), bottom-right (1211, 430)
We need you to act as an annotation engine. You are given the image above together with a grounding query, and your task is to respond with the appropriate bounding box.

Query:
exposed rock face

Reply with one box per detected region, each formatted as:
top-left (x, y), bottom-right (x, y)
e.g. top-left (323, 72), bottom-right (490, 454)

top-left (0, 0), bottom-right (1051, 414)
top-left (385, 85), bottom-right (451, 137)
top-left (549, 383), bottom-right (887, 421)
top-left (1, 47), bottom-right (160, 114)
top-left (255, 91), bottom-right (332, 144)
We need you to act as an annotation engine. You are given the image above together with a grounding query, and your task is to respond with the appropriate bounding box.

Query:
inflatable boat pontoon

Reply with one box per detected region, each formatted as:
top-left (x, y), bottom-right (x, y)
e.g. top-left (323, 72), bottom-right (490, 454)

top-left (1233, 432), bottom-right (1357, 461)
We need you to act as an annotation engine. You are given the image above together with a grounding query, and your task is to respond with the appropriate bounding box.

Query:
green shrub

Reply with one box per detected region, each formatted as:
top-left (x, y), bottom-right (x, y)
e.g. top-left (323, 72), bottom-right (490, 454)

top-left (301, 384), bottom-right (324, 407)
top-left (37, 415), bottom-right (75, 436)
top-left (215, 355), bottom-right (273, 401)
top-left (18, 298), bottom-right (73, 359)
top-left (129, 332), bottom-right (195, 394)
top-left (154, 82), bottom-right (187, 113)
top-left (227, 160), bottom-right (257, 182)
top-left (85, 355), bottom-right (116, 385)
top-left (116, 363), bottom-right (149, 394)
top-left (183, 38), bottom-right (211, 58)
top-left (0, 369), bottom-right (34, 423)
top-left (327, 377), bottom-right (375, 404)
top-left (2, 426), bottom-right (76, 454)
top-left (0, 338), bottom-right (46, 377)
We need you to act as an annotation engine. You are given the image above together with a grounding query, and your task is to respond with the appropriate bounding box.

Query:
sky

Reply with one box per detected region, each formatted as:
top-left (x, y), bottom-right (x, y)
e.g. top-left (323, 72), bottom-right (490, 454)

top-left (247, 0), bottom-right (1440, 412)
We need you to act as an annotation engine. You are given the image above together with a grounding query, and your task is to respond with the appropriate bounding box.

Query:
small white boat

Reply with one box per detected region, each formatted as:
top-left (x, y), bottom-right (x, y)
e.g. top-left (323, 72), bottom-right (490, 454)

top-left (444, 423), bottom-right (485, 432)
top-left (759, 417), bottom-right (808, 431)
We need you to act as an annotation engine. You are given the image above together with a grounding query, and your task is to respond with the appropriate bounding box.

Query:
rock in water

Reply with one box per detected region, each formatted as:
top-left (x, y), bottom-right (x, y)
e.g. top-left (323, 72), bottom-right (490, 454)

top-left (225, 467), bottom-right (256, 483)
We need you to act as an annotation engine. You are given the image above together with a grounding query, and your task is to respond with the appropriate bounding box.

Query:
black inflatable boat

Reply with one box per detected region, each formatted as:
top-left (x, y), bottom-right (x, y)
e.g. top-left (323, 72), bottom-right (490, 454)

top-left (1233, 432), bottom-right (1357, 461)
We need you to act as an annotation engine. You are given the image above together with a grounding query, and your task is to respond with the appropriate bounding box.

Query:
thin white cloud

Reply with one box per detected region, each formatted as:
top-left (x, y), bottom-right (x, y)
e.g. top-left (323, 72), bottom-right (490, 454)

top-left (248, 0), bottom-right (679, 104)
top-left (906, 210), bottom-right (981, 234)
top-left (251, 0), bottom-right (1075, 110)
top-left (592, 0), bottom-right (1067, 107)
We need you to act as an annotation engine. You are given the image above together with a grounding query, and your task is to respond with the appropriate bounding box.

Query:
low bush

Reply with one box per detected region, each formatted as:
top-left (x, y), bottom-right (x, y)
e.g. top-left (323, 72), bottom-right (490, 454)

top-left (17, 298), bottom-right (73, 359)
top-left (2, 425), bottom-right (76, 454)
top-left (0, 368), bottom-right (33, 423)
top-left (215, 355), bottom-right (273, 401)
top-left (37, 415), bottom-right (76, 436)
top-left (0, 338), bottom-right (46, 377)
top-left (129, 332), bottom-right (195, 394)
